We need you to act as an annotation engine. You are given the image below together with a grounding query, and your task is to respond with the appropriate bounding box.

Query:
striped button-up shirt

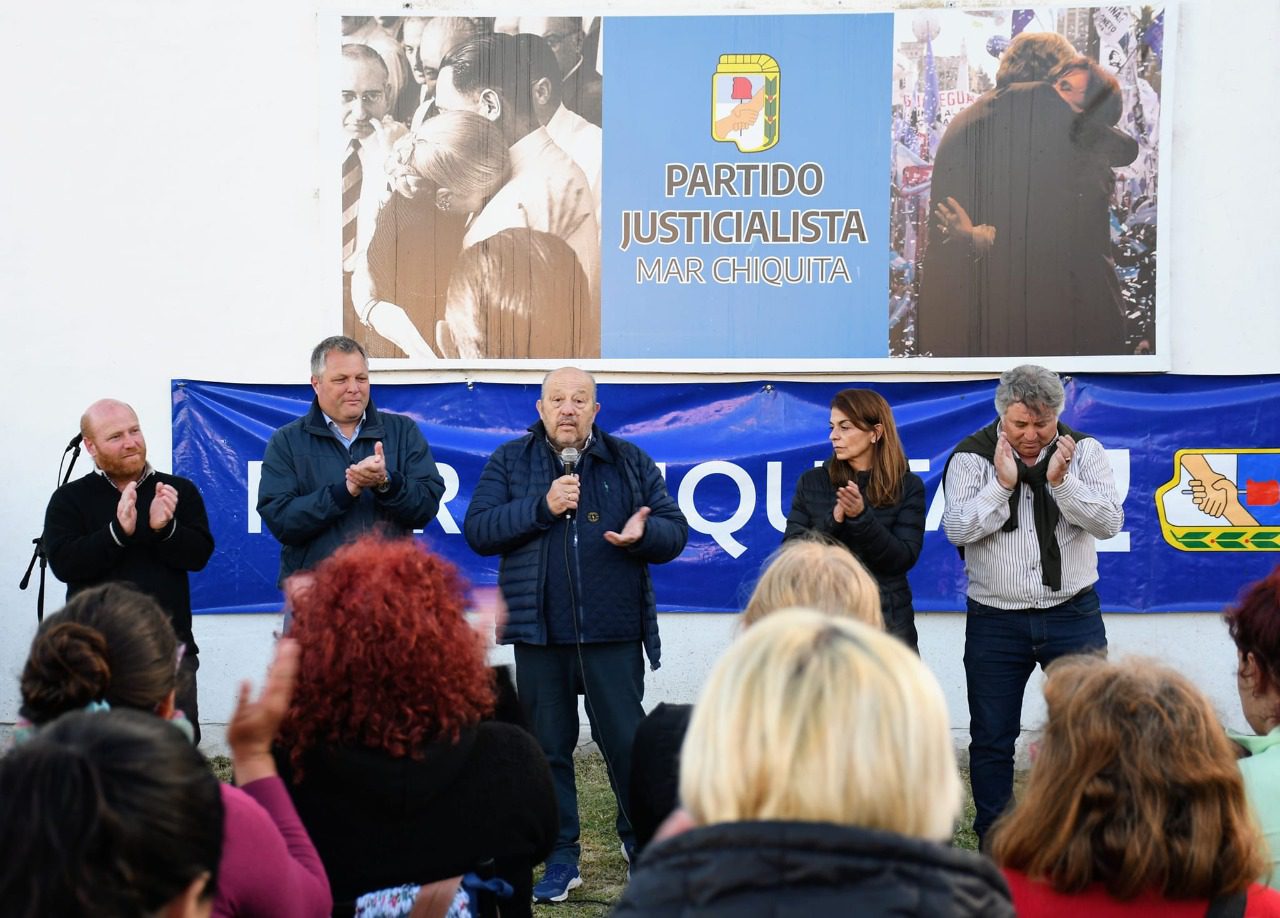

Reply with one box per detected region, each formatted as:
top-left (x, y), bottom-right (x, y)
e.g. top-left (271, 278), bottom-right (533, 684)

top-left (942, 435), bottom-right (1123, 609)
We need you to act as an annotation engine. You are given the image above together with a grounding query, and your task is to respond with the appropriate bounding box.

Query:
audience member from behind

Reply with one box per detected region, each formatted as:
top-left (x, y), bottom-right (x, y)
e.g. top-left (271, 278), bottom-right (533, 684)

top-left (0, 709), bottom-right (222, 918)
top-left (273, 535), bottom-right (556, 915)
top-left (17, 583), bottom-right (332, 918)
top-left (440, 227), bottom-right (595, 359)
top-left (629, 538), bottom-right (884, 853)
top-left (617, 610), bottom-right (1011, 916)
top-left (1225, 566), bottom-right (1280, 889)
top-left (783, 388), bottom-right (926, 649)
top-left (992, 655), bottom-right (1280, 915)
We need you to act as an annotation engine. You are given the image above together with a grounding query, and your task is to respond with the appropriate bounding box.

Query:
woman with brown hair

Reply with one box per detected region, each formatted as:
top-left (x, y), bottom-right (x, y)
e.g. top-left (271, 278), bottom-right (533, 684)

top-left (273, 535), bottom-right (555, 916)
top-left (783, 388), bottom-right (925, 649)
top-left (14, 583), bottom-right (332, 918)
top-left (992, 654), bottom-right (1280, 915)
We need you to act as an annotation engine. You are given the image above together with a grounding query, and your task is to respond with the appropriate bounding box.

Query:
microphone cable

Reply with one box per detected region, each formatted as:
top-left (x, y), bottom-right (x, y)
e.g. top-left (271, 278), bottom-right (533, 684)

top-left (559, 453), bottom-right (635, 840)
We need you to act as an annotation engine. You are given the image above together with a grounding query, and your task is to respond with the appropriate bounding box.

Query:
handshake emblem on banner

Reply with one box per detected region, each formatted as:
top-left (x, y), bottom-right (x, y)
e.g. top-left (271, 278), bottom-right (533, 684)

top-left (1156, 450), bottom-right (1280, 551)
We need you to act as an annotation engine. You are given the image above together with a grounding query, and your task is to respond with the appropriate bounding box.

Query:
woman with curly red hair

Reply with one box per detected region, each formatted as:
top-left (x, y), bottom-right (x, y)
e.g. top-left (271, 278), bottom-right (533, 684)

top-left (274, 535), bottom-right (555, 916)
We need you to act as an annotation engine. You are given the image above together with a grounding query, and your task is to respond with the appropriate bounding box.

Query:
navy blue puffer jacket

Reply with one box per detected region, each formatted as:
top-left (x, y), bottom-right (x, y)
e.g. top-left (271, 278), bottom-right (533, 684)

top-left (464, 423), bottom-right (687, 668)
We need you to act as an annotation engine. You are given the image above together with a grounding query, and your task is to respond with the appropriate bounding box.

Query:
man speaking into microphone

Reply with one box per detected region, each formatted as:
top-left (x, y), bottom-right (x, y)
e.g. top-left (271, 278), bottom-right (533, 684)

top-left (465, 367), bottom-right (687, 903)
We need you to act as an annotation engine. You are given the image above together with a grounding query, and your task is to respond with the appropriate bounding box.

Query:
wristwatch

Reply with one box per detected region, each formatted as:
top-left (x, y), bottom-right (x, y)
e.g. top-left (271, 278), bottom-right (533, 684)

top-left (375, 476), bottom-right (391, 494)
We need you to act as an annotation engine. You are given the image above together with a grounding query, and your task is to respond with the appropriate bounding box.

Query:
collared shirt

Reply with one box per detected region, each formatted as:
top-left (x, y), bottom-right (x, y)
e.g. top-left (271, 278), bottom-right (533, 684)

top-left (95, 462), bottom-right (155, 490)
top-left (410, 90), bottom-right (433, 132)
top-left (942, 435), bottom-right (1123, 609)
top-left (96, 463), bottom-right (179, 546)
top-left (322, 411), bottom-right (365, 450)
top-left (546, 102), bottom-right (601, 224)
top-left (464, 126), bottom-right (600, 301)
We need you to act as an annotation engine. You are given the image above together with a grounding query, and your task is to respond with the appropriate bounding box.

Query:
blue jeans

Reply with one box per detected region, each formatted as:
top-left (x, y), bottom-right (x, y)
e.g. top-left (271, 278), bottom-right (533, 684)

top-left (964, 588), bottom-right (1106, 844)
top-left (515, 641), bottom-right (644, 867)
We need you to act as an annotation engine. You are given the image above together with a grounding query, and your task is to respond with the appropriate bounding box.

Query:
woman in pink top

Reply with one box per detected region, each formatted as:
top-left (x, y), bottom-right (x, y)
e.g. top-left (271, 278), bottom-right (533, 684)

top-left (14, 583), bottom-right (332, 918)
top-left (992, 654), bottom-right (1280, 916)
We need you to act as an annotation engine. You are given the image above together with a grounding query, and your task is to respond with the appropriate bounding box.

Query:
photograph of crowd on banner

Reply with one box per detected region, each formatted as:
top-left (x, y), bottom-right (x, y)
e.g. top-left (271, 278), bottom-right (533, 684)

top-left (338, 15), bottom-right (602, 360)
top-left (889, 7), bottom-right (1163, 358)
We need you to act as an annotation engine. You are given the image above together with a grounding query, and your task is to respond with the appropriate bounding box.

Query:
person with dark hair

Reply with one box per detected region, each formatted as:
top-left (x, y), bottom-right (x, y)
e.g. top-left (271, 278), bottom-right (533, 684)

top-left (410, 16), bottom-right (479, 128)
top-left (16, 583), bottom-right (332, 918)
top-left (41, 397), bottom-right (213, 741)
top-left (439, 228), bottom-right (595, 359)
top-left (0, 709), bottom-right (223, 918)
top-left (783, 388), bottom-right (925, 650)
top-left (400, 17), bottom-right (431, 126)
top-left (943, 365), bottom-right (1123, 850)
top-left (519, 31), bottom-right (600, 222)
top-left (994, 31), bottom-right (1077, 87)
top-left (272, 535), bottom-right (556, 915)
top-left (992, 655), bottom-right (1280, 914)
top-left (516, 17), bottom-right (601, 127)
top-left (435, 32), bottom-right (600, 317)
top-left (256, 336), bottom-right (445, 584)
top-left (916, 37), bottom-right (1140, 357)
top-left (464, 367), bottom-right (688, 902)
top-left (1224, 565), bottom-right (1280, 888)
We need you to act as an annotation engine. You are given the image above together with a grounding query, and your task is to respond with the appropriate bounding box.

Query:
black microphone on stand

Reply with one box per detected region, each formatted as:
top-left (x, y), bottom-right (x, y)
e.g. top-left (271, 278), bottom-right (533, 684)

top-left (560, 447), bottom-right (580, 520)
top-left (66, 433), bottom-right (83, 452)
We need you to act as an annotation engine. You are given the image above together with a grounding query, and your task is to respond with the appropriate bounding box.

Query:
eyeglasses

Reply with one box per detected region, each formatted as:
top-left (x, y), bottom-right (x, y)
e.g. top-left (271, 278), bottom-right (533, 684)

top-left (542, 31), bottom-right (577, 49)
top-left (341, 90), bottom-right (386, 106)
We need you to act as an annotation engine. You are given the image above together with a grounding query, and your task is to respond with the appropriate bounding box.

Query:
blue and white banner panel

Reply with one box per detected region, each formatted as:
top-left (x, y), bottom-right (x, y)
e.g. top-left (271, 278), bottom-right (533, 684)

top-left (333, 7), bottom-right (1168, 370)
top-left (175, 375), bottom-right (1279, 617)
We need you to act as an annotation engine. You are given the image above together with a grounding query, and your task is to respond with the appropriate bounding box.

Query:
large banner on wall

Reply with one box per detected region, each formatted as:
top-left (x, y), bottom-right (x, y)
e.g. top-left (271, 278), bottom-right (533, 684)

top-left (175, 375), bottom-right (1278, 617)
top-left (335, 7), bottom-right (1168, 369)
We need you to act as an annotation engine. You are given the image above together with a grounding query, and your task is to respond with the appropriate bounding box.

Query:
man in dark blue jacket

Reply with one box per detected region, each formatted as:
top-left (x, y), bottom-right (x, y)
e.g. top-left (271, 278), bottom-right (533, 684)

top-left (465, 367), bottom-right (687, 903)
top-left (257, 336), bottom-right (445, 584)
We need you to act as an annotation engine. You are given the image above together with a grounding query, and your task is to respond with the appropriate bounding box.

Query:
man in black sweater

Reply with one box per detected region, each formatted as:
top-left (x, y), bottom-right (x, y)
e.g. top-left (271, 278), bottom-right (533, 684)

top-left (42, 399), bottom-right (215, 741)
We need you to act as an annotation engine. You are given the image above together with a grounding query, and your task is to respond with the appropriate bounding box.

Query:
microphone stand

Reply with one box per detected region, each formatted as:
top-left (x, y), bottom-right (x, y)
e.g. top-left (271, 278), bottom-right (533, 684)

top-left (20, 436), bottom-right (84, 622)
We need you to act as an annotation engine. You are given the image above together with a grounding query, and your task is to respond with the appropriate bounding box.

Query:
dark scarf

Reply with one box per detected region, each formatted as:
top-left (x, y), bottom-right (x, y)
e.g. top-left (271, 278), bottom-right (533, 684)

top-left (945, 419), bottom-right (1092, 591)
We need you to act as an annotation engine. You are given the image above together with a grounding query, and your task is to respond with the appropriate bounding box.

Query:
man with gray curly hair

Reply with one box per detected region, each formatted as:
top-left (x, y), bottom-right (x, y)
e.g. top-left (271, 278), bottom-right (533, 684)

top-left (942, 364), bottom-right (1123, 850)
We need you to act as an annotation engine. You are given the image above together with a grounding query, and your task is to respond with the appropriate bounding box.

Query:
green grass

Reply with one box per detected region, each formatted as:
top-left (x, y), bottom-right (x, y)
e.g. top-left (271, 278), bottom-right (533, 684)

top-left (533, 750), bottom-right (629, 918)
top-left (208, 754), bottom-right (232, 783)
top-left (211, 749), bottom-right (996, 915)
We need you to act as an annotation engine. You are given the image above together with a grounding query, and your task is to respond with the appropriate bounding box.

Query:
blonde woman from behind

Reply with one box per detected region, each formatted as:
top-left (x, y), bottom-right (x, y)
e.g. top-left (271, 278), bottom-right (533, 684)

top-left (616, 610), bottom-right (1012, 917)
top-left (628, 539), bottom-right (882, 854)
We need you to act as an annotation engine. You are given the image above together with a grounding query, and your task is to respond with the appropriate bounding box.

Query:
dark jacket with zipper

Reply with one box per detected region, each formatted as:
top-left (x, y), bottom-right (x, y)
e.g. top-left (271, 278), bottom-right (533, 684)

top-left (463, 422), bottom-right (687, 669)
top-left (257, 398), bottom-right (444, 583)
top-left (783, 463), bottom-right (926, 646)
top-left (614, 820), bottom-right (1013, 917)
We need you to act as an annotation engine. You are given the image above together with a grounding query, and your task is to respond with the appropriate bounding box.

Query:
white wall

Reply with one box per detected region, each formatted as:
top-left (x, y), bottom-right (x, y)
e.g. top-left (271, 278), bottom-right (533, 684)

top-left (2, 0), bottom-right (1276, 753)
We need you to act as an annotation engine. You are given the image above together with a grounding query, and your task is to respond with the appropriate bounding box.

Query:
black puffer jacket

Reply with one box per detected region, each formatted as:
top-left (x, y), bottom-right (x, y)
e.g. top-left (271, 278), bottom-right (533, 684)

top-left (613, 821), bottom-right (1012, 917)
top-left (783, 464), bottom-right (926, 648)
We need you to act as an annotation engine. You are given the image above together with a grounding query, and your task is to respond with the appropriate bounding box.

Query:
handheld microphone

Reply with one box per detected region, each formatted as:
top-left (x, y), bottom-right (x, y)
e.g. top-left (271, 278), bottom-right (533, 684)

top-left (560, 447), bottom-right (580, 519)
top-left (66, 433), bottom-right (83, 452)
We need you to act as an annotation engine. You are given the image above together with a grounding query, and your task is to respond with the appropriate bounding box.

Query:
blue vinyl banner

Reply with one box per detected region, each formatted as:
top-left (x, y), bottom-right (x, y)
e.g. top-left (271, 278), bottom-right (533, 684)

top-left (174, 375), bottom-right (1280, 617)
